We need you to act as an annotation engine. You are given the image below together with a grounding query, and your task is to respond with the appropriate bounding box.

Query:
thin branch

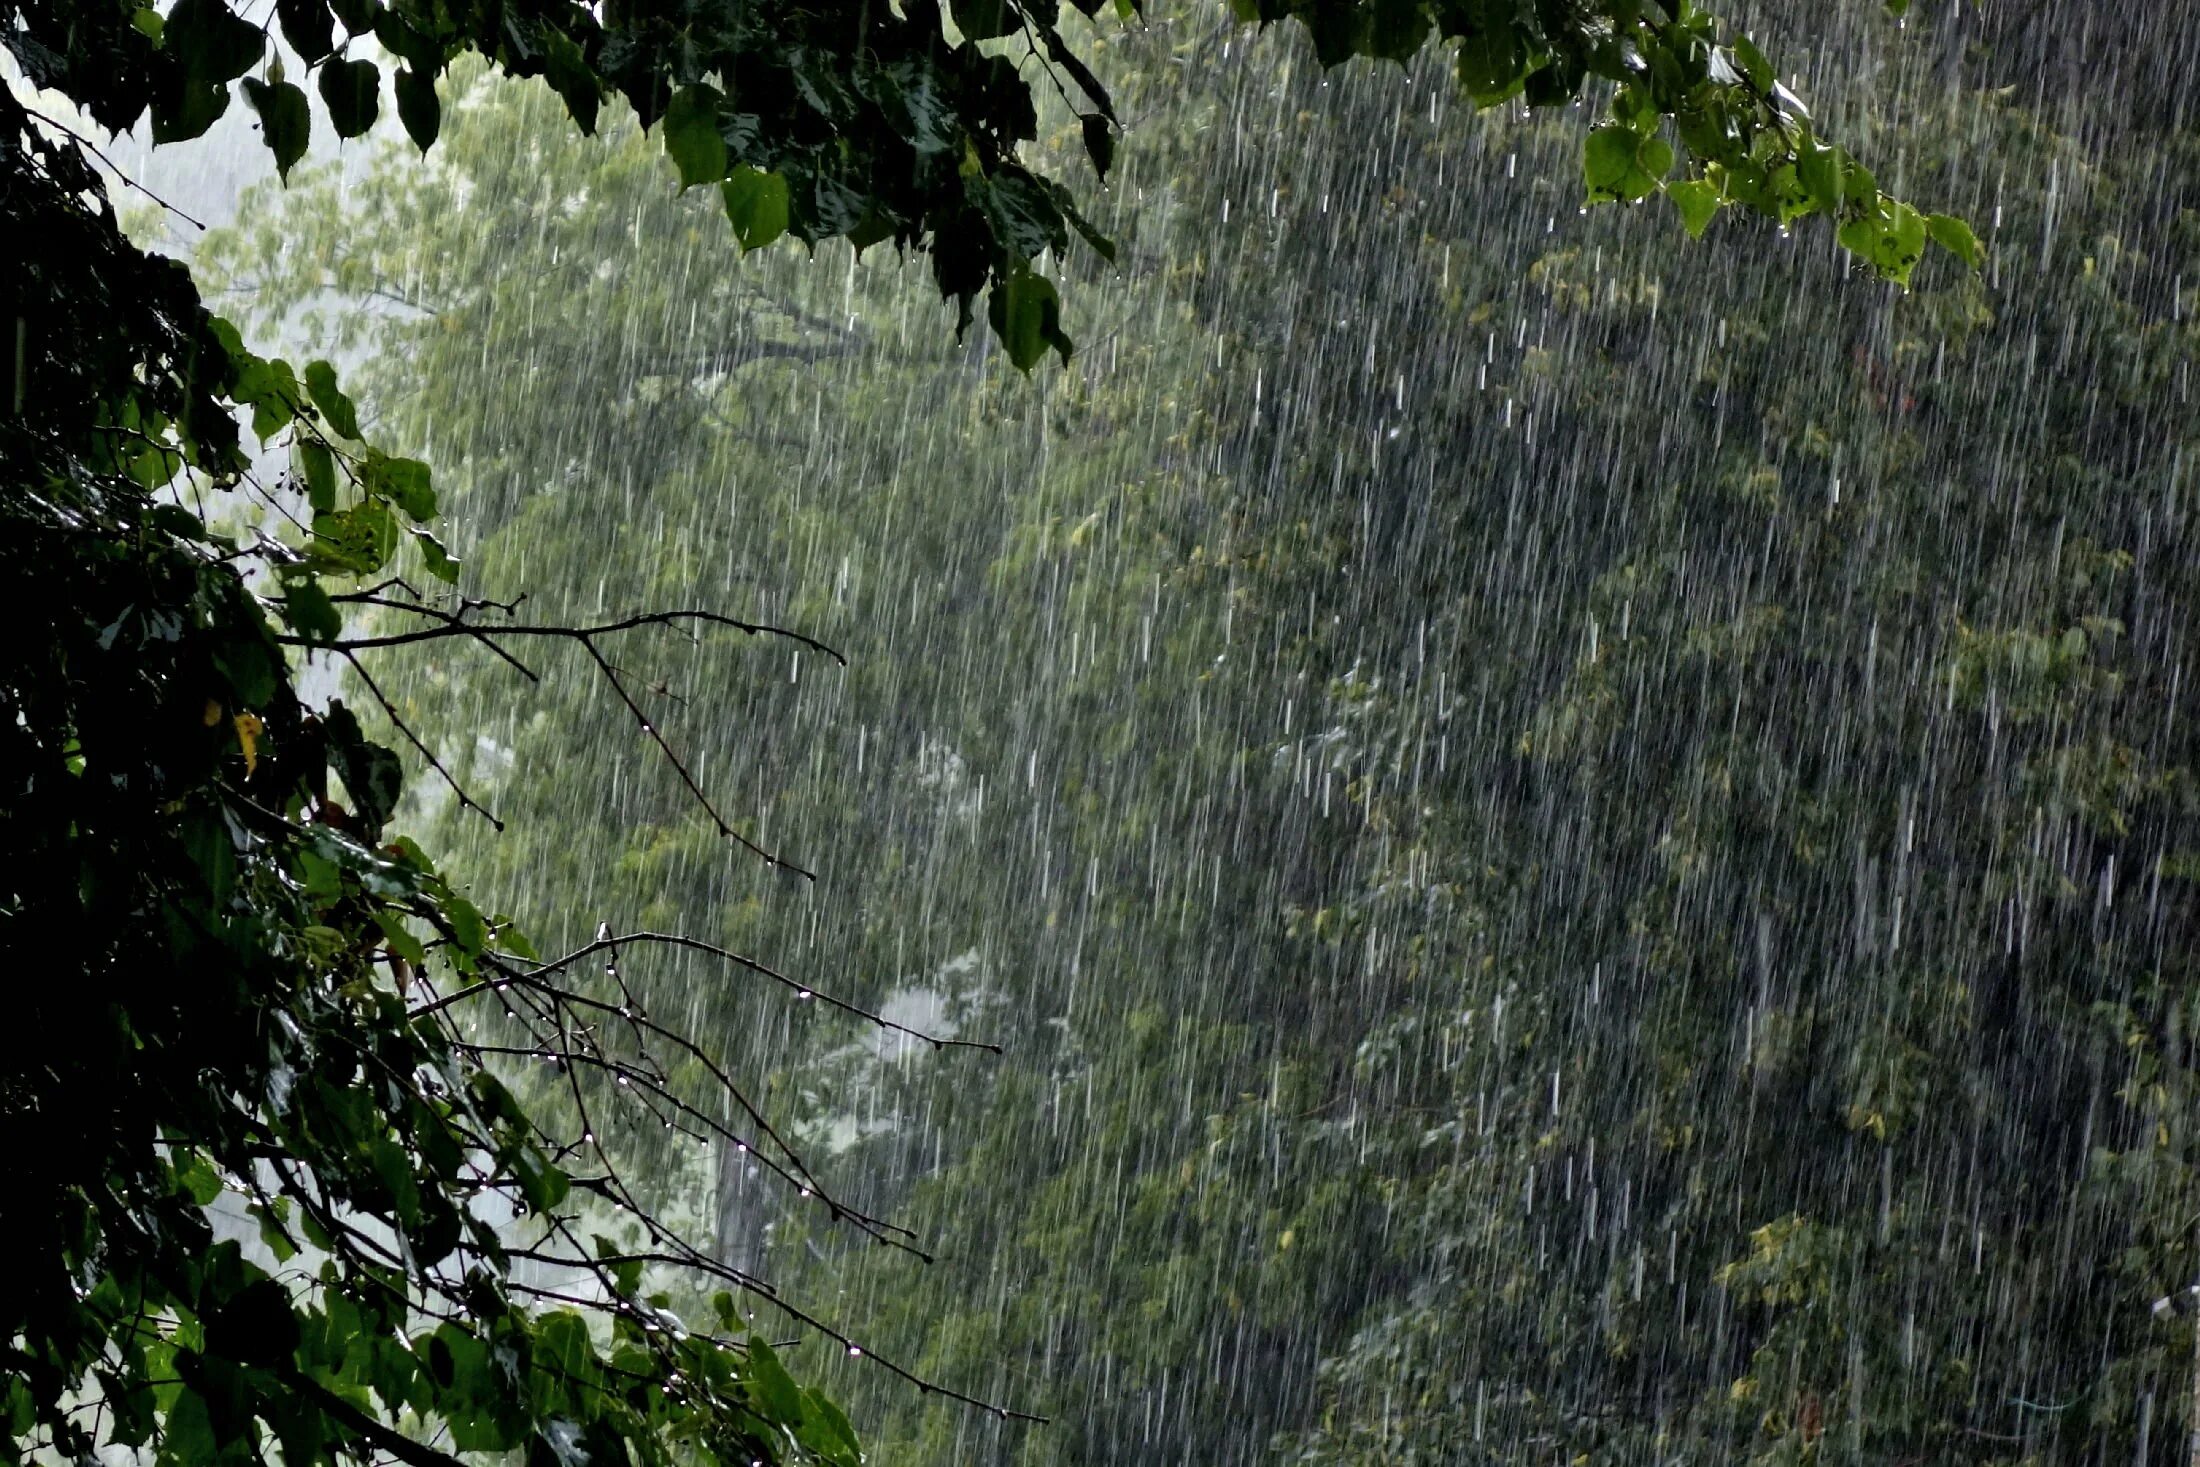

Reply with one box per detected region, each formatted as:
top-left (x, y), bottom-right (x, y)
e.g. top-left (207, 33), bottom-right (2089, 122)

top-left (335, 593), bottom-right (541, 683)
top-left (293, 1376), bottom-right (470, 1467)
top-left (579, 636), bottom-right (808, 876)
top-left (340, 650), bottom-right (506, 831)
top-left (527, 930), bottom-right (1001, 1055)
top-left (19, 104), bottom-right (208, 230)
top-left (311, 606), bottom-right (845, 667)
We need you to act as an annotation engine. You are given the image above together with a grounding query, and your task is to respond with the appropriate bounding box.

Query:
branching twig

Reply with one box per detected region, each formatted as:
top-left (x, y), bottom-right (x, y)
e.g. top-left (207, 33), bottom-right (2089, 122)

top-left (525, 930), bottom-right (1002, 1056)
top-left (19, 103), bottom-right (209, 230)
top-left (340, 650), bottom-right (506, 831)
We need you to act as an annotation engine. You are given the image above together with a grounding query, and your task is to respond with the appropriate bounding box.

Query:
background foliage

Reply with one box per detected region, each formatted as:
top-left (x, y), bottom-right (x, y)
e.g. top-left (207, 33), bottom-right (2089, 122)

top-left (192, 2), bottom-right (2200, 1465)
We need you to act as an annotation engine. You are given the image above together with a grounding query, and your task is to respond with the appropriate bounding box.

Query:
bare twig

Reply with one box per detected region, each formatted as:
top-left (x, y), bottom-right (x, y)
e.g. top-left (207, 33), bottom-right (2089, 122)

top-left (19, 104), bottom-right (209, 230)
top-left (340, 650), bottom-right (506, 831)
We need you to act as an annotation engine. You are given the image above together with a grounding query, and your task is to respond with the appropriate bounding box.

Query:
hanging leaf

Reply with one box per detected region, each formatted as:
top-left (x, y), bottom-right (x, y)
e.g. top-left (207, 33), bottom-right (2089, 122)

top-left (1926, 212), bottom-right (1985, 269)
top-left (318, 58), bottom-right (380, 140)
top-left (1080, 114), bottom-right (1114, 181)
top-left (393, 65), bottom-right (440, 152)
top-left (721, 167), bottom-right (790, 251)
top-left (304, 360), bottom-right (360, 439)
top-left (274, 0), bottom-right (334, 63)
top-left (986, 266), bottom-right (1071, 371)
top-left (1666, 177), bottom-right (1722, 238)
top-left (242, 77), bottom-right (311, 178)
top-left (662, 85), bottom-right (728, 190)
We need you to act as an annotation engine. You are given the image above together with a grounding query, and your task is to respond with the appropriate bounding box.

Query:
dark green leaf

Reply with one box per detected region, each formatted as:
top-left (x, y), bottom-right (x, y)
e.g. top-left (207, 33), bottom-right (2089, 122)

top-left (243, 77), bottom-right (311, 178)
top-left (167, 0), bottom-right (266, 87)
top-left (986, 266), bottom-right (1070, 370)
top-left (745, 1338), bottom-right (806, 1424)
top-left (372, 910), bottom-right (426, 964)
top-left (318, 58), bottom-right (380, 139)
top-left (394, 65), bottom-right (439, 152)
top-left (950, 0), bottom-right (1019, 41)
top-left (151, 80), bottom-right (232, 144)
top-left (1728, 35), bottom-right (1773, 93)
top-left (275, 0), bottom-right (334, 62)
top-left (1796, 140), bottom-right (1841, 215)
top-left (326, 702), bottom-right (404, 833)
top-left (445, 896), bottom-right (488, 955)
top-left (282, 577), bottom-right (341, 641)
top-left (1080, 113), bottom-right (1114, 181)
top-left (411, 527), bottom-right (462, 583)
top-left (296, 437), bottom-right (337, 511)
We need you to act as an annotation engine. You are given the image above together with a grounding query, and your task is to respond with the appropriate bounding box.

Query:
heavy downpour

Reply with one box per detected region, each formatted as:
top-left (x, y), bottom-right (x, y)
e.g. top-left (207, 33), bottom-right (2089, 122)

top-left (6, 1), bottom-right (2198, 1463)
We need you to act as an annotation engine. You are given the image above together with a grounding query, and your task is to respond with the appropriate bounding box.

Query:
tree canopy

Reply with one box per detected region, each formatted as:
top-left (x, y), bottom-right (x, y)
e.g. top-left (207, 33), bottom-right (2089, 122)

top-left (1, 0), bottom-right (1980, 1464)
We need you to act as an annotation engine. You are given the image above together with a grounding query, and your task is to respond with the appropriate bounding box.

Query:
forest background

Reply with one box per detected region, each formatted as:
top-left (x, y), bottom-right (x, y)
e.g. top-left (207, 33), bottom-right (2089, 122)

top-left (21, 0), bottom-right (2200, 1461)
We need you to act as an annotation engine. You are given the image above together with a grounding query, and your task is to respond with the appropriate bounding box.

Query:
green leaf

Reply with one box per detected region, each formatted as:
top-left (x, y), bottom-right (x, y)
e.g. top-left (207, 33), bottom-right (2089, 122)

top-left (492, 918), bottom-right (539, 959)
top-left (663, 85), bottom-right (728, 190)
top-left (312, 501), bottom-right (399, 572)
top-left (394, 65), bottom-right (440, 152)
top-left (318, 58), bottom-right (380, 140)
top-left (364, 452), bottom-right (435, 520)
top-left (745, 1338), bottom-right (806, 1424)
top-left (411, 527), bottom-right (461, 583)
top-left (1584, 126), bottom-right (1658, 203)
top-left (325, 702), bottom-right (404, 833)
top-left (304, 359), bottom-right (361, 439)
top-left (372, 910), bottom-right (427, 964)
top-left (1841, 157), bottom-right (1878, 204)
top-left (251, 1200), bottom-right (299, 1262)
top-left (512, 1147), bottom-right (569, 1213)
top-left (1666, 177), bottom-right (1721, 238)
top-left (798, 1388), bottom-right (862, 1466)
top-left (721, 167), bottom-right (790, 251)
top-left (534, 1312), bottom-right (601, 1394)
top-left (180, 806), bottom-right (239, 904)
top-left (542, 31), bottom-right (599, 133)
top-left (282, 577), bottom-right (342, 641)
top-left (987, 267), bottom-right (1071, 371)
top-left (445, 896), bottom-right (488, 955)
top-left (1926, 212), bottom-right (1985, 269)
top-left (242, 77), bottom-right (311, 179)
top-left (1796, 140), bottom-right (1842, 215)
top-left (1455, 23), bottom-right (1526, 109)
top-left (1886, 199), bottom-right (1928, 273)
top-left (1584, 126), bottom-right (1638, 192)
top-left (174, 1150), bottom-right (224, 1205)
top-left (236, 355), bottom-right (303, 443)
top-left (1729, 35), bottom-right (1774, 93)
top-left (950, 0), bottom-right (1020, 41)
top-left (296, 437), bottom-right (337, 512)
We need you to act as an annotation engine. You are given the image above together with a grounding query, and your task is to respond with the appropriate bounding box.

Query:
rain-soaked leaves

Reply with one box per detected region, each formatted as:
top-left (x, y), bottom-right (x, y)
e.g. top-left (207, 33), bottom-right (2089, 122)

top-left (722, 166), bottom-right (791, 250)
